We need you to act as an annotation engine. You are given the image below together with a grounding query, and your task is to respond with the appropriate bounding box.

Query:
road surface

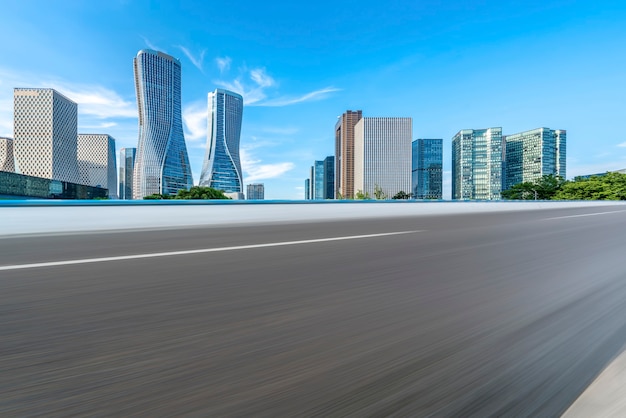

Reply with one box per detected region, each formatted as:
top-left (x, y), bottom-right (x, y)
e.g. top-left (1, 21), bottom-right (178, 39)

top-left (2, 205), bottom-right (626, 416)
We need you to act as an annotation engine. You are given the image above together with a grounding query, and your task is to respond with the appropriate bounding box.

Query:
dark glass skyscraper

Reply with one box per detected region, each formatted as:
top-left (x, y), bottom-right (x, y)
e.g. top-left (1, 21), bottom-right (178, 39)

top-left (118, 147), bottom-right (136, 200)
top-left (133, 49), bottom-right (193, 198)
top-left (200, 89), bottom-right (244, 198)
top-left (323, 156), bottom-right (335, 199)
top-left (412, 139), bottom-right (443, 199)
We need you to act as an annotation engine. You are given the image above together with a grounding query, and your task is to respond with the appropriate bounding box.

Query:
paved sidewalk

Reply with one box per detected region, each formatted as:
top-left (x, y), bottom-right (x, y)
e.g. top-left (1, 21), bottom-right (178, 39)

top-left (563, 347), bottom-right (626, 417)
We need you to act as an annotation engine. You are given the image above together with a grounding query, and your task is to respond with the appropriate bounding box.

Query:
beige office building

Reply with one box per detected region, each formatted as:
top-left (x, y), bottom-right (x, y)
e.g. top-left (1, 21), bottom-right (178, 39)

top-left (13, 88), bottom-right (80, 183)
top-left (77, 134), bottom-right (117, 198)
top-left (0, 137), bottom-right (15, 172)
top-left (334, 110), bottom-right (362, 199)
top-left (354, 117), bottom-right (412, 199)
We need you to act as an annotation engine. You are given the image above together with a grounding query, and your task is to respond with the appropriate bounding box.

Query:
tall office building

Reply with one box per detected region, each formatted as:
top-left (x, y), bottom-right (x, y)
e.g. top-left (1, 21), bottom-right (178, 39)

top-left (335, 110), bottom-right (362, 199)
top-left (246, 183), bottom-right (265, 200)
top-left (412, 138), bottom-right (443, 199)
top-left (354, 117), bottom-right (412, 198)
top-left (13, 88), bottom-right (80, 183)
top-left (133, 49), bottom-right (193, 199)
top-left (200, 89), bottom-right (244, 199)
top-left (77, 134), bottom-right (117, 198)
top-left (118, 148), bottom-right (136, 200)
top-left (452, 128), bottom-right (503, 200)
top-left (504, 128), bottom-right (566, 189)
top-left (323, 155), bottom-right (335, 199)
top-left (312, 160), bottom-right (324, 200)
top-left (304, 178), bottom-right (310, 200)
top-left (0, 137), bottom-right (14, 172)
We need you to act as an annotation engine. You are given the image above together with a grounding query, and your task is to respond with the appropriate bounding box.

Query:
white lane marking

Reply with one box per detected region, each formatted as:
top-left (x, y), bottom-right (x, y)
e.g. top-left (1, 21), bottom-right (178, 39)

top-left (543, 210), bottom-right (626, 220)
top-left (0, 231), bottom-right (421, 272)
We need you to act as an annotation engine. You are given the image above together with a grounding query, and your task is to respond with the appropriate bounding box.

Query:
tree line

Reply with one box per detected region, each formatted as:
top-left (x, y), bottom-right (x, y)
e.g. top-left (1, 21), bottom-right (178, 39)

top-left (502, 172), bottom-right (626, 200)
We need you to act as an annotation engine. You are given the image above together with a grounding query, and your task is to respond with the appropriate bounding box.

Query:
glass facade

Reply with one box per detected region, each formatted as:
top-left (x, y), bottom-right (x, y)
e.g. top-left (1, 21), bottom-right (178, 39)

top-left (304, 178), bottom-right (310, 200)
top-left (246, 183), bottom-right (264, 200)
top-left (504, 128), bottom-right (566, 189)
top-left (452, 128), bottom-right (503, 200)
top-left (312, 160), bottom-right (324, 200)
top-left (323, 156), bottom-right (335, 199)
top-left (118, 148), bottom-right (136, 200)
top-left (133, 50), bottom-right (193, 198)
top-left (0, 170), bottom-right (107, 199)
top-left (412, 138), bottom-right (443, 199)
top-left (200, 89), bottom-right (243, 193)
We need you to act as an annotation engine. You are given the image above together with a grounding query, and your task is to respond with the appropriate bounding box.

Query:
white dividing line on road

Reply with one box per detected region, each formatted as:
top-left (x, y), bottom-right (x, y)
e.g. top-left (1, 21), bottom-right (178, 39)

top-left (543, 210), bottom-right (626, 220)
top-left (0, 230), bottom-right (421, 272)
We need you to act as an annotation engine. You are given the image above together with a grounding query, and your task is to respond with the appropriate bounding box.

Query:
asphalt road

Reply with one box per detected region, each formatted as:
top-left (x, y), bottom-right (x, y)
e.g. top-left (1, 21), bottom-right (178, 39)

top-left (2, 205), bottom-right (626, 416)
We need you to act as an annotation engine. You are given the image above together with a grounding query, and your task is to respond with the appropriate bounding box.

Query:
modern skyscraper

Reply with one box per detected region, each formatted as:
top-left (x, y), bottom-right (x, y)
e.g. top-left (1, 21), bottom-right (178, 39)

top-left (118, 148), bottom-right (136, 200)
top-left (246, 183), bottom-right (265, 200)
top-left (0, 137), bottom-right (14, 172)
top-left (312, 160), bottom-right (324, 200)
top-left (335, 110), bottom-right (362, 199)
top-left (412, 138), bottom-right (443, 199)
top-left (304, 178), bottom-right (310, 200)
top-left (133, 49), bottom-right (193, 199)
top-left (200, 89), bottom-right (244, 199)
top-left (77, 134), bottom-right (117, 198)
top-left (504, 128), bottom-right (567, 189)
top-left (13, 88), bottom-right (80, 183)
top-left (323, 155), bottom-right (335, 199)
top-left (354, 117), bottom-right (412, 199)
top-left (452, 128), bottom-right (503, 200)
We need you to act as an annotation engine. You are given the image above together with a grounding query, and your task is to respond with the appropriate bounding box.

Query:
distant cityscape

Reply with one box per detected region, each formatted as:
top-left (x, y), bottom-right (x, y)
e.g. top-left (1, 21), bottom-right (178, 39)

top-left (306, 112), bottom-right (567, 201)
top-left (0, 47), bottom-right (608, 202)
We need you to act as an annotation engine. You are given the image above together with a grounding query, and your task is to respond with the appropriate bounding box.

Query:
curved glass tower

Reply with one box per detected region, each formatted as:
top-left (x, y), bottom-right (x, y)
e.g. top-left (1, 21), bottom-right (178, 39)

top-left (199, 89), bottom-right (243, 196)
top-left (133, 49), bottom-right (193, 198)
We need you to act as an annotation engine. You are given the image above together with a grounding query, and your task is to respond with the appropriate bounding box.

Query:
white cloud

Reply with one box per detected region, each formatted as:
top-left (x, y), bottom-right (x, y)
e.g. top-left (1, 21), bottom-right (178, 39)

top-left (49, 82), bottom-right (136, 119)
top-left (617, 142), bottom-right (626, 148)
top-left (140, 36), bottom-right (161, 51)
top-left (216, 57), bottom-right (231, 73)
top-left (81, 122), bottom-right (118, 129)
top-left (178, 46), bottom-right (206, 71)
top-left (257, 87), bottom-right (341, 107)
top-left (215, 64), bottom-right (339, 107)
top-left (182, 101), bottom-right (207, 141)
top-left (249, 68), bottom-right (275, 88)
top-left (241, 148), bottom-right (295, 182)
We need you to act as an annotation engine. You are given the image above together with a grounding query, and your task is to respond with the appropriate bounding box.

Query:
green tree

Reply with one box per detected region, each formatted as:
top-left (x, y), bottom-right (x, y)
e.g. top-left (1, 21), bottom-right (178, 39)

top-left (501, 175), bottom-right (565, 200)
top-left (175, 186), bottom-right (231, 200)
top-left (355, 189), bottom-right (371, 200)
top-left (373, 184), bottom-right (387, 200)
top-left (392, 191), bottom-right (411, 200)
top-left (143, 193), bottom-right (172, 200)
top-left (553, 172), bottom-right (626, 200)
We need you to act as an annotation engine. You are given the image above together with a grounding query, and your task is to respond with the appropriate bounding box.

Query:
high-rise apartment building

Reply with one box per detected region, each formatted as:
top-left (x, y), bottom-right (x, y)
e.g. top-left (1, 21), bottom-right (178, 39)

top-left (200, 89), bottom-right (244, 199)
top-left (304, 178), bottom-right (310, 200)
top-left (452, 128), bottom-right (503, 200)
top-left (13, 88), bottom-right (80, 183)
top-left (323, 155), bottom-right (335, 199)
top-left (335, 110), bottom-right (362, 199)
top-left (118, 148), bottom-right (136, 200)
top-left (0, 137), bottom-right (14, 172)
top-left (503, 128), bottom-right (566, 189)
top-left (133, 49), bottom-right (193, 199)
top-left (412, 138), bottom-right (443, 199)
top-left (312, 160), bottom-right (324, 200)
top-left (77, 134), bottom-right (117, 198)
top-left (354, 117), bottom-right (412, 198)
top-left (246, 183), bottom-right (265, 200)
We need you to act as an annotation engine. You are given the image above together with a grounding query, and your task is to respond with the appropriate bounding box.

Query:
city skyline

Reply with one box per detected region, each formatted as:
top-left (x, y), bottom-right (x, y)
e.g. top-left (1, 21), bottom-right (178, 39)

top-left (1, 1), bottom-right (625, 199)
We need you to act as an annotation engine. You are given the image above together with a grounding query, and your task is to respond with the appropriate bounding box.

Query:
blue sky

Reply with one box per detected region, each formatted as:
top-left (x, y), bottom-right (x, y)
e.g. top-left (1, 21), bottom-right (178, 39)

top-left (1, 0), bottom-right (625, 199)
